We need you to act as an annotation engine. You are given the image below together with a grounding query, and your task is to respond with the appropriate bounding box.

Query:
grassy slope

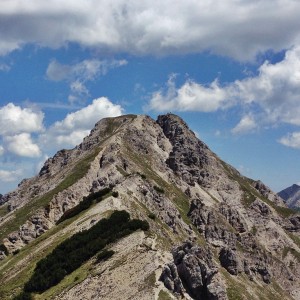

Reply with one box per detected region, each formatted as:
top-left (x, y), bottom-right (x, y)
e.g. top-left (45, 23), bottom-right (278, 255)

top-left (0, 197), bottom-right (115, 299)
top-left (0, 149), bottom-right (100, 242)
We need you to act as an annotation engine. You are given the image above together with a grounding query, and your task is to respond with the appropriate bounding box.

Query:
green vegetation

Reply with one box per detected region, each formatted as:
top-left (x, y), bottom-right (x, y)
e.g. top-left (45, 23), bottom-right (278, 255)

top-left (34, 259), bottom-right (91, 300)
top-left (221, 270), bottom-right (252, 300)
top-left (226, 287), bottom-right (244, 300)
top-left (19, 210), bottom-right (148, 295)
top-left (0, 243), bottom-right (8, 255)
top-left (124, 144), bottom-right (192, 227)
top-left (288, 232), bottom-right (300, 248)
top-left (13, 291), bottom-right (33, 300)
top-left (148, 213), bottom-right (156, 220)
top-left (222, 269), bottom-right (288, 300)
top-left (112, 191), bottom-right (119, 198)
top-left (137, 172), bottom-right (147, 179)
top-left (221, 160), bottom-right (297, 218)
top-left (96, 249), bottom-right (115, 262)
top-left (0, 149), bottom-right (100, 241)
top-left (0, 214), bottom-right (83, 299)
top-left (57, 187), bottom-right (112, 224)
top-left (103, 115), bottom-right (137, 138)
top-left (0, 204), bottom-right (8, 218)
top-left (116, 165), bottom-right (129, 177)
top-left (145, 271), bottom-right (156, 287)
top-left (282, 247), bottom-right (300, 262)
top-left (251, 225), bottom-right (257, 235)
top-left (261, 196), bottom-right (296, 218)
top-left (158, 290), bottom-right (173, 300)
top-left (153, 185), bottom-right (165, 194)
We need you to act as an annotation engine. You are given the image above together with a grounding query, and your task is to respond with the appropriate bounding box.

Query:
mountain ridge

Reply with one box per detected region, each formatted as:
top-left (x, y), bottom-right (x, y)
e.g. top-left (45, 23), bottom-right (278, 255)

top-left (0, 113), bottom-right (299, 300)
top-left (279, 184), bottom-right (300, 209)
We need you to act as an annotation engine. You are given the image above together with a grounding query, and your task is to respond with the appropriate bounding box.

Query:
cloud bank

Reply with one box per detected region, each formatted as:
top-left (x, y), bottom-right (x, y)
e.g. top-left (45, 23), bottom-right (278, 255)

top-left (1, 1), bottom-right (300, 60)
top-left (148, 46), bottom-right (300, 137)
top-left (0, 103), bottom-right (44, 135)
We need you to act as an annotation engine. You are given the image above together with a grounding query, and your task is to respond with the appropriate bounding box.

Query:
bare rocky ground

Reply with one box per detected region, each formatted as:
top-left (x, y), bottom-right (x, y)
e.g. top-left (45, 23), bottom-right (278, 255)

top-left (0, 113), bottom-right (299, 300)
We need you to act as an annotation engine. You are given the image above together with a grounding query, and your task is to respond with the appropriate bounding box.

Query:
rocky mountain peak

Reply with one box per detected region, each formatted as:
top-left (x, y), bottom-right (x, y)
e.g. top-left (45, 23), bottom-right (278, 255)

top-left (0, 113), bottom-right (299, 300)
top-left (279, 184), bottom-right (300, 209)
top-left (157, 113), bottom-right (195, 137)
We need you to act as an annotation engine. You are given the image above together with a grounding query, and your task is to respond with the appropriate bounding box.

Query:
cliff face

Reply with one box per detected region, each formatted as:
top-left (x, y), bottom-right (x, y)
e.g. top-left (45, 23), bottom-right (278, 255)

top-left (0, 113), bottom-right (299, 300)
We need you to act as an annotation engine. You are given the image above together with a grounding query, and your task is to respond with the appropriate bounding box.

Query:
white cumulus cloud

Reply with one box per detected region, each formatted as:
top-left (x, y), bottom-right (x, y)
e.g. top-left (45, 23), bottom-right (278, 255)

top-left (231, 115), bottom-right (257, 135)
top-left (0, 1), bottom-right (300, 60)
top-left (279, 132), bottom-right (300, 149)
top-left (148, 46), bottom-right (300, 133)
top-left (5, 133), bottom-right (41, 157)
top-left (0, 145), bottom-right (4, 156)
top-left (0, 169), bottom-right (23, 183)
top-left (0, 103), bottom-right (44, 135)
top-left (40, 97), bottom-right (123, 149)
top-left (148, 75), bottom-right (234, 112)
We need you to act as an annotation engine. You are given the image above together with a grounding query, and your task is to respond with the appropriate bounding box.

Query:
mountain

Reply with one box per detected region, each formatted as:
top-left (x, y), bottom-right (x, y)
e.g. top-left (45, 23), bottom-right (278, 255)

top-left (279, 184), bottom-right (300, 209)
top-left (0, 113), bottom-right (299, 300)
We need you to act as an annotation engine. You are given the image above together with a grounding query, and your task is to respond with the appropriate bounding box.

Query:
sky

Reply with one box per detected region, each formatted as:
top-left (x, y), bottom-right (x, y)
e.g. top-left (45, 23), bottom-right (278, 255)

top-left (1, 1), bottom-right (300, 194)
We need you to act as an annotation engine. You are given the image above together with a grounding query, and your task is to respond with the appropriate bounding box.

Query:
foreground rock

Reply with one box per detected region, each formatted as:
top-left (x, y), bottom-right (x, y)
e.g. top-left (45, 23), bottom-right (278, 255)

top-left (160, 241), bottom-right (228, 300)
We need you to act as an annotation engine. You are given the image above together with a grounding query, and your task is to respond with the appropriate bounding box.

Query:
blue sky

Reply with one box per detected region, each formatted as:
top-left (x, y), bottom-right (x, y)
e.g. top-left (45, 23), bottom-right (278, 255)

top-left (1, 1), bottom-right (300, 194)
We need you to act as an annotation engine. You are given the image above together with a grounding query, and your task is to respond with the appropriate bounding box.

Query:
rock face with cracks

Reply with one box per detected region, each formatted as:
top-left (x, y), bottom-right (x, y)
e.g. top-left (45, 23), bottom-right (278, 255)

top-left (160, 241), bottom-right (228, 300)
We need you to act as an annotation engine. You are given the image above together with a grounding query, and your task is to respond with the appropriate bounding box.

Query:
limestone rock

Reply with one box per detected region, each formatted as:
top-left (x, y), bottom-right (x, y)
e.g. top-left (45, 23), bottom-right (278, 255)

top-left (252, 180), bottom-right (286, 207)
top-left (219, 247), bottom-right (243, 275)
top-left (160, 241), bottom-right (228, 300)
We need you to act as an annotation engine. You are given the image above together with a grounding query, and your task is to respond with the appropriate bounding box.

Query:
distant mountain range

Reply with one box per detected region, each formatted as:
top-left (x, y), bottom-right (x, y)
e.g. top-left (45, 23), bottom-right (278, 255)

top-left (278, 184), bottom-right (300, 209)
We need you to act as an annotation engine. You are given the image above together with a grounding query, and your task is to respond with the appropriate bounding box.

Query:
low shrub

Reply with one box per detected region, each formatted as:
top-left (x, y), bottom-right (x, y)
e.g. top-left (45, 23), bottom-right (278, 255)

top-left (153, 185), bottom-right (164, 194)
top-left (23, 210), bottom-right (149, 293)
top-left (112, 191), bottom-right (119, 198)
top-left (137, 172), bottom-right (147, 179)
top-left (0, 244), bottom-right (8, 256)
top-left (57, 187), bottom-right (112, 224)
top-left (96, 249), bottom-right (115, 262)
top-left (13, 249), bottom-right (20, 255)
top-left (148, 213), bottom-right (156, 220)
top-left (13, 292), bottom-right (33, 300)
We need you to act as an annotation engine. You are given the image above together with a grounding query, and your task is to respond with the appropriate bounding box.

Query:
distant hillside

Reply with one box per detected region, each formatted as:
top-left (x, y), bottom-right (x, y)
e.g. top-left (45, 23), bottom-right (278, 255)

top-left (279, 184), bottom-right (300, 209)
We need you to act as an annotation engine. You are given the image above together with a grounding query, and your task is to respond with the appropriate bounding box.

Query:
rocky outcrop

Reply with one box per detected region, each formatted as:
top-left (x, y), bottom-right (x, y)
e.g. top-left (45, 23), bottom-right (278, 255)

top-left (219, 203), bottom-right (248, 233)
top-left (284, 215), bottom-right (300, 232)
top-left (160, 241), bottom-right (228, 300)
top-left (188, 199), bottom-right (237, 248)
top-left (252, 180), bottom-right (285, 207)
top-left (219, 248), bottom-right (243, 275)
top-left (218, 246), bottom-right (271, 283)
top-left (250, 198), bottom-right (272, 217)
top-left (157, 114), bottom-right (219, 188)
